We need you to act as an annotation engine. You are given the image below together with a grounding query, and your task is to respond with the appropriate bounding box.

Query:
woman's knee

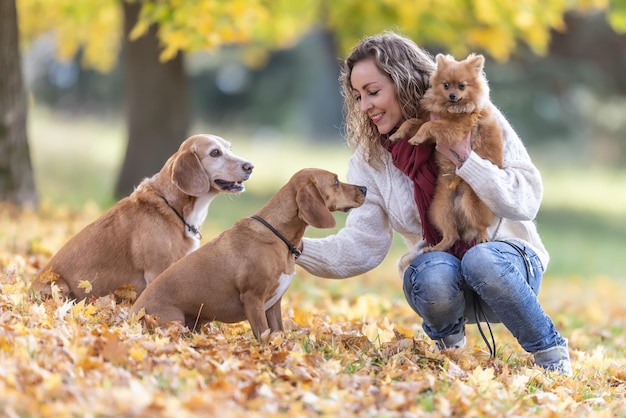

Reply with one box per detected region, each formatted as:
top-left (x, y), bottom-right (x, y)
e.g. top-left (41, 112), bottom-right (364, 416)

top-left (403, 251), bottom-right (462, 301)
top-left (403, 252), bottom-right (466, 335)
top-left (462, 243), bottom-right (507, 278)
top-left (461, 241), bottom-right (525, 293)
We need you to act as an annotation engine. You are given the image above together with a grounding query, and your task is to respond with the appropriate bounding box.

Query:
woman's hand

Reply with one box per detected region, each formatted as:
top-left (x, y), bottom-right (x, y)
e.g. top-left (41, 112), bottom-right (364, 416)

top-left (436, 130), bottom-right (472, 168)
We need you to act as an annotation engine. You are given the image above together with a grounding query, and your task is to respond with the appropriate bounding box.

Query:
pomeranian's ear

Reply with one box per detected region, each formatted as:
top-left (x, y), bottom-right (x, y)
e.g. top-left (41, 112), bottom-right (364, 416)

top-left (435, 54), bottom-right (450, 67)
top-left (467, 53), bottom-right (485, 73)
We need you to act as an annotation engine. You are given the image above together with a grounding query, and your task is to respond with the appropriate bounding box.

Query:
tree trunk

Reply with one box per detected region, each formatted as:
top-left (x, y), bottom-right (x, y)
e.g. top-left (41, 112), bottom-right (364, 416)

top-left (0, 0), bottom-right (38, 207)
top-left (299, 28), bottom-right (343, 142)
top-left (115, 0), bottom-right (189, 198)
top-left (550, 12), bottom-right (626, 93)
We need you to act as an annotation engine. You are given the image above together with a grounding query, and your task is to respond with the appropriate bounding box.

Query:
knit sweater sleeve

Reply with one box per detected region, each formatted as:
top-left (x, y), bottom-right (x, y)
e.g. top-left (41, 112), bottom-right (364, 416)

top-left (295, 152), bottom-right (395, 279)
top-left (457, 105), bottom-right (543, 221)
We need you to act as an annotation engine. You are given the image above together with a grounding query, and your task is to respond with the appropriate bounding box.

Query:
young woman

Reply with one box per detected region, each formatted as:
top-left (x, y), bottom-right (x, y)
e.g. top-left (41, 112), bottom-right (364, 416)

top-left (295, 31), bottom-right (572, 376)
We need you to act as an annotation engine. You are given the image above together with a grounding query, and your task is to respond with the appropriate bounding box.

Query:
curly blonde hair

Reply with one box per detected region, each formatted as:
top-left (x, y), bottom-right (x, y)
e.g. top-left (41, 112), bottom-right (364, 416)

top-left (340, 31), bottom-right (436, 167)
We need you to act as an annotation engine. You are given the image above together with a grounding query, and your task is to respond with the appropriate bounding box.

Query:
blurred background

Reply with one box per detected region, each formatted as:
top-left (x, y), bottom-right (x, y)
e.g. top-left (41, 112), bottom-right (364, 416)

top-left (2, 0), bottom-right (625, 282)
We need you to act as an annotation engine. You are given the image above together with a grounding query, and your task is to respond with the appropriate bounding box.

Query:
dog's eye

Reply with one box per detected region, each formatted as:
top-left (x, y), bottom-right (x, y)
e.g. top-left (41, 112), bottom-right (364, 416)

top-left (443, 82), bottom-right (450, 90)
top-left (334, 178), bottom-right (340, 186)
top-left (459, 83), bottom-right (466, 90)
top-left (210, 149), bottom-right (222, 158)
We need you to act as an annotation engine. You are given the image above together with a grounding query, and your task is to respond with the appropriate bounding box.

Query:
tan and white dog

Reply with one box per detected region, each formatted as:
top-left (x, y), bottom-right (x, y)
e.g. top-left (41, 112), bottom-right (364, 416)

top-left (130, 168), bottom-right (367, 340)
top-left (31, 134), bottom-right (253, 300)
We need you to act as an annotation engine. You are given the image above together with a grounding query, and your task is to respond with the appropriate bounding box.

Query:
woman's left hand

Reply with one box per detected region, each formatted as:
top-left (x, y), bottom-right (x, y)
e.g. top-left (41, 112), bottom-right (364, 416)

top-left (436, 130), bottom-right (472, 168)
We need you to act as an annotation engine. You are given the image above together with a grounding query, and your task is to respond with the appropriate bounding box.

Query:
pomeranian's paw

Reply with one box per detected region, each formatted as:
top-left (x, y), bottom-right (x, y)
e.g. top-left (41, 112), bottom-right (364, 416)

top-left (407, 133), bottom-right (428, 145)
top-left (389, 129), bottom-right (408, 142)
top-left (391, 118), bottom-right (424, 142)
top-left (428, 240), bottom-right (454, 253)
top-left (477, 234), bottom-right (489, 243)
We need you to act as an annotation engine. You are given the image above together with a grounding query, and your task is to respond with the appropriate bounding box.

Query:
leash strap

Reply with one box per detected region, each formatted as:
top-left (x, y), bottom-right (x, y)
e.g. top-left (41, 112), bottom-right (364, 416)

top-left (159, 195), bottom-right (202, 240)
top-left (473, 240), bottom-right (535, 358)
top-left (250, 215), bottom-right (302, 259)
top-left (473, 293), bottom-right (497, 358)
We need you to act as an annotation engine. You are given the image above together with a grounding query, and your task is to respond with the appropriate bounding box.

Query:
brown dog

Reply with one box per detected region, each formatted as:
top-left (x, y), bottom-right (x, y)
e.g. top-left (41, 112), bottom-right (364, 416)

top-left (31, 134), bottom-right (254, 300)
top-left (130, 168), bottom-right (367, 340)
top-left (391, 53), bottom-right (503, 252)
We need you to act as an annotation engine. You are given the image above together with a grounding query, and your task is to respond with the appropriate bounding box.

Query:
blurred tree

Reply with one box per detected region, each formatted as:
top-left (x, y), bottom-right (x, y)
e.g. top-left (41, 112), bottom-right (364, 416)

top-left (550, 11), bottom-right (626, 92)
top-left (0, 0), bottom-right (37, 206)
top-left (138, 0), bottom-right (618, 61)
top-left (116, 1), bottom-right (189, 197)
top-left (16, 0), bottom-right (625, 198)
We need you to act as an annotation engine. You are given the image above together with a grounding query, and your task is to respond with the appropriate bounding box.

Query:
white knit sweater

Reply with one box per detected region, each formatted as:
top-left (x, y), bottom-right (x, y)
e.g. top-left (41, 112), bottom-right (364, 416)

top-left (297, 106), bottom-right (549, 279)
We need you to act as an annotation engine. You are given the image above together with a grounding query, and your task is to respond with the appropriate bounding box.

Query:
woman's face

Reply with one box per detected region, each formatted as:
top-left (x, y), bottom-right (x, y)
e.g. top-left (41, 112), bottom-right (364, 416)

top-left (350, 58), bottom-right (403, 135)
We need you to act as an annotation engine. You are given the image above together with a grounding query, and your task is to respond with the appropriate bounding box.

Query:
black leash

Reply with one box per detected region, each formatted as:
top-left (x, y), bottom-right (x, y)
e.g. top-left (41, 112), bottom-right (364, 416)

top-left (159, 195), bottom-right (202, 240)
top-left (250, 215), bottom-right (302, 259)
top-left (472, 240), bottom-right (535, 358)
top-left (473, 293), bottom-right (497, 358)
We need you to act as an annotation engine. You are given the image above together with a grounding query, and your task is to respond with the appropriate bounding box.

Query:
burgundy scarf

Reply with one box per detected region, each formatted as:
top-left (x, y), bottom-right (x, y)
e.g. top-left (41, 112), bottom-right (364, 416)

top-left (382, 136), bottom-right (473, 259)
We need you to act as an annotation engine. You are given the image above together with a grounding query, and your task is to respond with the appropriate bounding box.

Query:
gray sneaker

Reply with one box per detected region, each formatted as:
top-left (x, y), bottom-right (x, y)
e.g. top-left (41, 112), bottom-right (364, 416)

top-left (435, 330), bottom-right (466, 351)
top-left (533, 340), bottom-right (573, 377)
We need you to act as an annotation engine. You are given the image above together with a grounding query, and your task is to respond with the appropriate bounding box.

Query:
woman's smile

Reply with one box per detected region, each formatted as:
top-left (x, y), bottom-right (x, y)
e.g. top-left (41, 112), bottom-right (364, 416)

top-left (350, 58), bottom-right (403, 135)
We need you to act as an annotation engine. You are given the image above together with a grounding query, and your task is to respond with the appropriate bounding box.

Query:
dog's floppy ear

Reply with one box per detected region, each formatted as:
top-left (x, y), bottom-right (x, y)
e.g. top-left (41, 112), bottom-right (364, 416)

top-left (171, 150), bottom-right (211, 196)
top-left (296, 181), bottom-right (336, 229)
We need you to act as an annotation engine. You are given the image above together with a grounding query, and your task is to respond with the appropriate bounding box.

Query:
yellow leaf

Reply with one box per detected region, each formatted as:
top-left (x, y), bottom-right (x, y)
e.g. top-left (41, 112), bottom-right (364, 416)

top-left (77, 280), bottom-right (92, 294)
top-left (114, 285), bottom-right (137, 302)
top-left (71, 300), bottom-right (98, 320)
top-left (39, 268), bottom-right (59, 284)
top-left (291, 306), bottom-right (309, 327)
top-left (128, 346), bottom-right (147, 361)
top-left (362, 317), bottom-right (396, 346)
top-left (50, 282), bottom-right (64, 305)
top-left (0, 336), bottom-right (12, 353)
top-left (394, 323), bottom-right (415, 338)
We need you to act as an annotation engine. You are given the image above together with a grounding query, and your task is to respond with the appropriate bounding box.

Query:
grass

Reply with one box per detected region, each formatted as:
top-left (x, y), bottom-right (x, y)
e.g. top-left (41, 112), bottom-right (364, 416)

top-left (28, 108), bottom-right (626, 281)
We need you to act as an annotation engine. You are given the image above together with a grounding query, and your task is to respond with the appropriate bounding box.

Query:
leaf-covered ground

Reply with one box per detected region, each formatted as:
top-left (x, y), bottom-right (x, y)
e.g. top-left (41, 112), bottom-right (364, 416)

top-left (1, 204), bottom-right (625, 417)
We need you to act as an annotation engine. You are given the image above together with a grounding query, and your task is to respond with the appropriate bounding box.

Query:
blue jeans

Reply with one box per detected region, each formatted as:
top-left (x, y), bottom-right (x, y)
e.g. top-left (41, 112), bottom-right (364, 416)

top-left (403, 240), bottom-right (567, 354)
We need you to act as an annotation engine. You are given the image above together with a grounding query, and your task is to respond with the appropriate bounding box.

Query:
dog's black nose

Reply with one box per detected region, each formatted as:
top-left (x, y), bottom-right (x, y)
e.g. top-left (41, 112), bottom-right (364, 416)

top-left (449, 92), bottom-right (456, 100)
top-left (243, 162), bottom-right (254, 173)
top-left (359, 186), bottom-right (367, 196)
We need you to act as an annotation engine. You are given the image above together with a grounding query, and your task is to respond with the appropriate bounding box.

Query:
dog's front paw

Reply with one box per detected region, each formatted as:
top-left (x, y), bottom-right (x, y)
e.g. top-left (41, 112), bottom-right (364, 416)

top-left (427, 239), bottom-right (454, 253)
top-left (408, 132), bottom-right (428, 145)
top-left (477, 231), bottom-right (489, 243)
top-left (390, 118), bottom-right (424, 143)
top-left (389, 129), bottom-right (408, 142)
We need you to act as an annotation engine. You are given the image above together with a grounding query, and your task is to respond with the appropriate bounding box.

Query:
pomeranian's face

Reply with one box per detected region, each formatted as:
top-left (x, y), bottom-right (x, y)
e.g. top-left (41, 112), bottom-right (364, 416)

top-left (427, 53), bottom-right (488, 112)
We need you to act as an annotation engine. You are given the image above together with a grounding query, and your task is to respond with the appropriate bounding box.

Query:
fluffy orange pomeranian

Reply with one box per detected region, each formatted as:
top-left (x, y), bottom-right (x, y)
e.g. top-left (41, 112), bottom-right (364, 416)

top-left (390, 53), bottom-right (503, 252)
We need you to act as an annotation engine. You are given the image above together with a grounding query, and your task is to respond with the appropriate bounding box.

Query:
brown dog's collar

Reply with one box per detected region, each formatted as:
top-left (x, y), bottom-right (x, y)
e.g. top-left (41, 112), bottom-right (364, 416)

top-left (250, 215), bottom-right (301, 259)
top-left (159, 195), bottom-right (202, 240)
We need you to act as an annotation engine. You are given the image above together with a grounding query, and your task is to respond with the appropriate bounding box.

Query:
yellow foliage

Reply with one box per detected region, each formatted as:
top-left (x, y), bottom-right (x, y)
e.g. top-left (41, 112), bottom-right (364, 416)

top-left (472, 0), bottom-right (501, 25)
top-left (468, 27), bottom-right (515, 61)
top-left (17, 0), bottom-right (121, 72)
top-left (17, 0), bottom-right (618, 72)
top-left (607, 0), bottom-right (626, 33)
